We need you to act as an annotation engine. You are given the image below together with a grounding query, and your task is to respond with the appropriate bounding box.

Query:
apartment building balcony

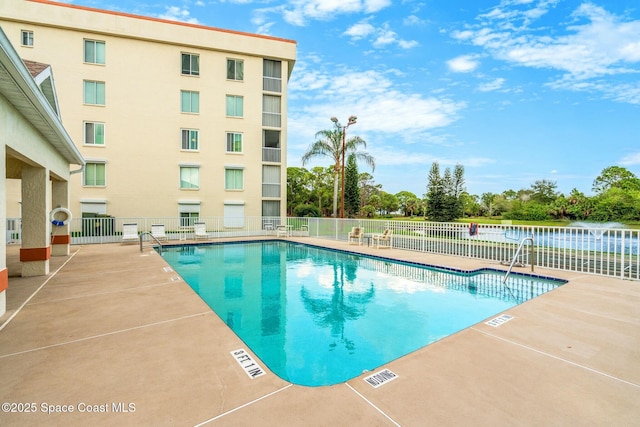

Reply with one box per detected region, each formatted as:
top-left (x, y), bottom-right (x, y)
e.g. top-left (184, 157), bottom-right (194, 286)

top-left (262, 147), bottom-right (281, 163)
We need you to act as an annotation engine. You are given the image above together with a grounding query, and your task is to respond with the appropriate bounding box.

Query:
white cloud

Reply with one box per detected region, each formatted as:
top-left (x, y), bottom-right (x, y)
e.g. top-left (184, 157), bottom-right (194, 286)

top-left (404, 15), bottom-right (425, 26)
top-left (452, 1), bottom-right (640, 103)
top-left (477, 77), bottom-right (505, 92)
top-left (619, 152), bottom-right (640, 166)
top-left (344, 21), bottom-right (376, 39)
top-left (344, 21), bottom-right (418, 49)
top-left (281, 0), bottom-right (391, 26)
top-left (447, 55), bottom-right (479, 73)
top-left (158, 6), bottom-right (199, 24)
top-left (287, 63), bottom-right (466, 161)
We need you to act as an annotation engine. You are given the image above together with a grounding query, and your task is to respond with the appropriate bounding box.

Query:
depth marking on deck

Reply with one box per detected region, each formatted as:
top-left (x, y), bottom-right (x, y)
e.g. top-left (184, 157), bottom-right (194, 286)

top-left (486, 314), bottom-right (514, 327)
top-left (231, 349), bottom-right (266, 379)
top-left (364, 368), bottom-right (398, 388)
top-left (163, 267), bottom-right (173, 272)
top-left (170, 276), bottom-right (181, 282)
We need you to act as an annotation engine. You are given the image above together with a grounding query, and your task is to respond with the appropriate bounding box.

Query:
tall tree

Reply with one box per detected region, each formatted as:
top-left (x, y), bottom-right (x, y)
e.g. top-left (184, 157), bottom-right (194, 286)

top-left (358, 172), bottom-right (381, 209)
top-left (344, 154), bottom-right (360, 217)
top-left (425, 162), bottom-right (446, 221)
top-left (395, 191), bottom-right (419, 216)
top-left (286, 167), bottom-right (312, 215)
top-left (301, 120), bottom-right (375, 217)
top-left (592, 166), bottom-right (640, 194)
top-left (425, 162), bottom-right (466, 221)
top-left (309, 166), bottom-right (333, 216)
top-left (530, 179), bottom-right (558, 204)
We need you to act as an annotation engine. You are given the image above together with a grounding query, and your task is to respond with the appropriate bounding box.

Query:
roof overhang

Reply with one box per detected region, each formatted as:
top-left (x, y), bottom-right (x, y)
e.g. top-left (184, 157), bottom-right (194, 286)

top-left (0, 27), bottom-right (84, 166)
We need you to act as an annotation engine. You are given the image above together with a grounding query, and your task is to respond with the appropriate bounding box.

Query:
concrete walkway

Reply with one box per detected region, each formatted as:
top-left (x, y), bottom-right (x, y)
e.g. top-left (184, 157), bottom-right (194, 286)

top-left (0, 238), bottom-right (638, 426)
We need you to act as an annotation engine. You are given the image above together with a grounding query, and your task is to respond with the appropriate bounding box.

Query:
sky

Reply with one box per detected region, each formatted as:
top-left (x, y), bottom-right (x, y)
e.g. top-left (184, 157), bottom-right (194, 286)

top-left (60, 0), bottom-right (639, 198)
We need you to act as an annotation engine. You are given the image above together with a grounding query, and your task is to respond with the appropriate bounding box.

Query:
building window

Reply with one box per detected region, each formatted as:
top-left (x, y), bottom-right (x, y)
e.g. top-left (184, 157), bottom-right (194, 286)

top-left (226, 132), bottom-right (242, 153)
top-left (84, 122), bottom-right (105, 145)
top-left (180, 166), bottom-right (200, 189)
top-left (181, 53), bottom-right (199, 76)
top-left (262, 95), bottom-right (281, 127)
top-left (84, 80), bottom-right (105, 105)
top-left (181, 129), bottom-right (199, 151)
top-left (21, 30), bottom-right (33, 47)
top-left (84, 162), bottom-right (106, 186)
top-left (226, 95), bottom-right (243, 117)
top-left (84, 39), bottom-right (106, 64)
top-left (262, 200), bottom-right (280, 217)
top-left (263, 130), bottom-right (281, 162)
top-left (263, 59), bottom-right (282, 92)
top-left (181, 90), bottom-right (199, 113)
top-left (178, 202), bottom-right (200, 226)
top-left (225, 168), bottom-right (244, 190)
top-left (227, 59), bottom-right (244, 81)
top-left (262, 165), bottom-right (281, 197)
top-left (224, 202), bottom-right (245, 228)
top-left (180, 212), bottom-right (199, 227)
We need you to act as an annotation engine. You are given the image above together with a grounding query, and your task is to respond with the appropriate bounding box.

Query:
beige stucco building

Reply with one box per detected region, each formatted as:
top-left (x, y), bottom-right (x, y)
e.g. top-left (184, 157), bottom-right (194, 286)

top-left (1, 0), bottom-right (296, 224)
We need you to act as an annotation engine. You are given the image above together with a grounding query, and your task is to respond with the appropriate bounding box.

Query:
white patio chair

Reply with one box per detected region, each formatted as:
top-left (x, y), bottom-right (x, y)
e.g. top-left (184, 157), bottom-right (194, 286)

top-left (122, 223), bottom-right (139, 244)
top-left (194, 222), bottom-right (209, 240)
top-left (276, 225), bottom-right (290, 237)
top-left (151, 224), bottom-right (167, 241)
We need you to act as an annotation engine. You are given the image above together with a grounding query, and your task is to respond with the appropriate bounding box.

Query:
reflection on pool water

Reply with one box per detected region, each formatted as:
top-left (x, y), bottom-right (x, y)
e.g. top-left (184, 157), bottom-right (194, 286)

top-left (162, 241), bottom-right (565, 386)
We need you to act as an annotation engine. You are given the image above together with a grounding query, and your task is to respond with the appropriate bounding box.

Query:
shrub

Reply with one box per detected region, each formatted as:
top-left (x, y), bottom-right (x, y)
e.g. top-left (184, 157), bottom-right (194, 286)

top-left (293, 204), bottom-right (322, 217)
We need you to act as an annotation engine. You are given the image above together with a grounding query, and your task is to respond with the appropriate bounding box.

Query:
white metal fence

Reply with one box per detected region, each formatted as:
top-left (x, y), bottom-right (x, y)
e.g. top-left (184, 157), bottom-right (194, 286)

top-left (6, 217), bottom-right (639, 280)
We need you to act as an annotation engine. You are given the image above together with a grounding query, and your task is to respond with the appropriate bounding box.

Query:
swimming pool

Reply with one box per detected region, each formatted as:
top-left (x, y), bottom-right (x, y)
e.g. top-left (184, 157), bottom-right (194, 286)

top-left (162, 241), bottom-right (565, 386)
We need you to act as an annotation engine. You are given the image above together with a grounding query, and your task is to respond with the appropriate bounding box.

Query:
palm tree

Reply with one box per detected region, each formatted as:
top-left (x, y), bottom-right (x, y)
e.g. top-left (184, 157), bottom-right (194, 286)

top-left (301, 120), bottom-right (375, 217)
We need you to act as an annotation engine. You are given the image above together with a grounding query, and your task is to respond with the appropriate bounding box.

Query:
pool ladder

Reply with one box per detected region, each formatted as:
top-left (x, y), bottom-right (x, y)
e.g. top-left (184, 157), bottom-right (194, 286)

top-left (139, 232), bottom-right (163, 254)
top-left (503, 236), bottom-right (534, 283)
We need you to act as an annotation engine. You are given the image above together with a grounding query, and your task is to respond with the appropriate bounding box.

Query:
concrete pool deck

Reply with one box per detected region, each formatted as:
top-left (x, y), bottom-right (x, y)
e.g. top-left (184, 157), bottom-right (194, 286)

top-left (0, 237), bottom-right (638, 426)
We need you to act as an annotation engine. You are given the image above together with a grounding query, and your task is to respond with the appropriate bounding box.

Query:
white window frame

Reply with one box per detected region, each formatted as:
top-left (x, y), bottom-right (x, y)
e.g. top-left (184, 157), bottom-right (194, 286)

top-left (180, 90), bottom-right (199, 114)
top-left (21, 30), bottom-right (33, 47)
top-left (227, 59), bottom-right (244, 81)
top-left (180, 165), bottom-right (200, 190)
top-left (84, 80), bottom-right (105, 105)
top-left (84, 161), bottom-right (107, 187)
top-left (178, 202), bottom-right (200, 226)
top-left (181, 52), bottom-right (200, 76)
top-left (181, 129), bottom-right (199, 151)
top-left (225, 167), bottom-right (244, 191)
top-left (226, 132), bottom-right (243, 153)
top-left (84, 121), bottom-right (105, 146)
top-left (84, 39), bottom-right (106, 65)
top-left (226, 95), bottom-right (243, 117)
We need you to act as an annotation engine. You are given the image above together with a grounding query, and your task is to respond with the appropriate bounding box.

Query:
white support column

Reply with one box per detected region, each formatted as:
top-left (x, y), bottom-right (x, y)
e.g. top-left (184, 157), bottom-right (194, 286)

top-left (51, 180), bottom-right (71, 256)
top-left (20, 166), bottom-right (50, 277)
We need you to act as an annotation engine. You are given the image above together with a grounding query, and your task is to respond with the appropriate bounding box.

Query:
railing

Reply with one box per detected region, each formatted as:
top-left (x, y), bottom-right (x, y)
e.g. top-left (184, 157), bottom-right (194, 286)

top-left (139, 232), bottom-right (163, 254)
top-left (6, 217), bottom-right (639, 280)
top-left (263, 76), bottom-right (281, 92)
top-left (503, 236), bottom-right (534, 283)
top-left (262, 183), bottom-right (281, 197)
top-left (262, 147), bottom-right (281, 162)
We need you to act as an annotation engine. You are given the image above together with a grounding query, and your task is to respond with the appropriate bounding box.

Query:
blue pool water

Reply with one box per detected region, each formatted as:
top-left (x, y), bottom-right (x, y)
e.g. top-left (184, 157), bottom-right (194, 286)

top-left (162, 241), bottom-right (564, 386)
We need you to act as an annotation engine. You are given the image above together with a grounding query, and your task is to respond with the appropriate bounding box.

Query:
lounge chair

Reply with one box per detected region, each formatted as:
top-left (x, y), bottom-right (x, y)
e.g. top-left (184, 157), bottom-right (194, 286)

top-left (276, 224), bottom-right (290, 237)
top-left (294, 225), bottom-right (309, 237)
top-left (194, 222), bottom-right (209, 240)
top-left (348, 227), bottom-right (363, 245)
top-left (151, 224), bottom-right (167, 241)
top-left (122, 223), bottom-right (139, 244)
top-left (372, 229), bottom-right (393, 249)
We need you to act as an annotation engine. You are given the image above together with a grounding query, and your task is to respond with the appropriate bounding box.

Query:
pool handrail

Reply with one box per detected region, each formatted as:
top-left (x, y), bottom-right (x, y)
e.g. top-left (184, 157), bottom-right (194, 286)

top-left (503, 236), bottom-right (535, 283)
